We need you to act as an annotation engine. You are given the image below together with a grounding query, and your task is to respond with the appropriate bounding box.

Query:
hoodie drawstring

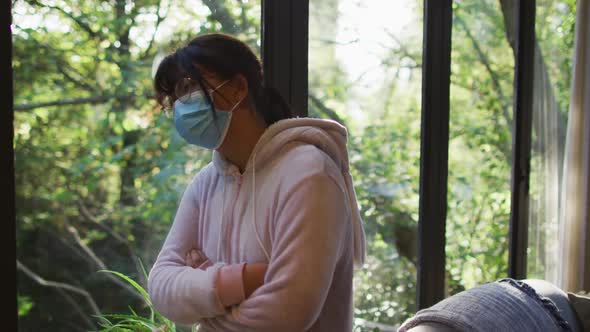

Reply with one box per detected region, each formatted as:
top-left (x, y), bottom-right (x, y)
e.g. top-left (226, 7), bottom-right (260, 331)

top-left (211, 118), bottom-right (364, 265)
top-left (216, 153), bottom-right (271, 263)
top-left (217, 179), bottom-right (226, 261)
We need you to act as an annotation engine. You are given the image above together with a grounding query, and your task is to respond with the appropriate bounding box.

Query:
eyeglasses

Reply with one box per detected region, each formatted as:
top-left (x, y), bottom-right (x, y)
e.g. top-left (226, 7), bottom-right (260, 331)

top-left (160, 77), bottom-right (230, 118)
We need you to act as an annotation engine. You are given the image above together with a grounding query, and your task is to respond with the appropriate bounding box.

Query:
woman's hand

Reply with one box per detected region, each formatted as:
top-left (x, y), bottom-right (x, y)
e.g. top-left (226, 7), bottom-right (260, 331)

top-left (185, 249), bottom-right (212, 269)
top-left (185, 248), bottom-right (268, 299)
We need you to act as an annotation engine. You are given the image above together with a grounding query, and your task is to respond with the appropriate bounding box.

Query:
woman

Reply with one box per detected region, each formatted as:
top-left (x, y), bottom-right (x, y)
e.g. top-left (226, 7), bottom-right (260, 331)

top-left (147, 33), bottom-right (366, 332)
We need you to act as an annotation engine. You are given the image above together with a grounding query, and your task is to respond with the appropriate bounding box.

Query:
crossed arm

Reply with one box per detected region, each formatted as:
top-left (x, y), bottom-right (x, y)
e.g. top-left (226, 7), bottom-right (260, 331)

top-left (147, 176), bottom-right (269, 324)
top-left (183, 248), bottom-right (267, 304)
top-left (148, 172), bottom-right (350, 331)
top-left (149, 249), bottom-right (266, 332)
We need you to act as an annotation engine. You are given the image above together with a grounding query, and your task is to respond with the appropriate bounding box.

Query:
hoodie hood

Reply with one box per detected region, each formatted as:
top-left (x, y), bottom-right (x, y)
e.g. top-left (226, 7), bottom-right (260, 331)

top-left (213, 117), bottom-right (366, 267)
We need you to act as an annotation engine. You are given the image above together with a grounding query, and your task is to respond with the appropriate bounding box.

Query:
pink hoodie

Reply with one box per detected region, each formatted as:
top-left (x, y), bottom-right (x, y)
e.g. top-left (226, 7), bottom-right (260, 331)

top-left (148, 118), bottom-right (366, 332)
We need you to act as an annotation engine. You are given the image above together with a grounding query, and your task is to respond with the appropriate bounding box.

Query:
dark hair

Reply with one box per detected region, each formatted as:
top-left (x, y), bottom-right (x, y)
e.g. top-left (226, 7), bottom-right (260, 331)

top-left (154, 33), bottom-right (293, 126)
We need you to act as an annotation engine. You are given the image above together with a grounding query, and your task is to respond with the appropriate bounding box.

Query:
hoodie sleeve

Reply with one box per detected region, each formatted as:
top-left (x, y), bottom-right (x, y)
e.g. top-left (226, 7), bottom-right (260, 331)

top-left (147, 176), bottom-right (228, 324)
top-left (198, 171), bottom-right (351, 332)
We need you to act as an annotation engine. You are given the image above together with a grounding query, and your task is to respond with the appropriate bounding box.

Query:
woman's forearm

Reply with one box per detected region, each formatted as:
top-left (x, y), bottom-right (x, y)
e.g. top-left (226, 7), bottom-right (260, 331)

top-left (243, 262), bottom-right (268, 298)
top-left (186, 249), bottom-right (267, 307)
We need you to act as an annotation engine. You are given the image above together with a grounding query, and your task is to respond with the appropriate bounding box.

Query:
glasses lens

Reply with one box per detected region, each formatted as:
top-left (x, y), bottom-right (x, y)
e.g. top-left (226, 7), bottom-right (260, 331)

top-left (175, 78), bottom-right (203, 103)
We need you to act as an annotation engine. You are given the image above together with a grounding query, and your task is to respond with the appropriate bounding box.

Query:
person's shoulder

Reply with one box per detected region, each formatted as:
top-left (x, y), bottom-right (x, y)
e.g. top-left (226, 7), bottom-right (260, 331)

top-left (270, 142), bottom-right (345, 194)
top-left (275, 142), bottom-right (340, 176)
top-left (187, 161), bottom-right (217, 190)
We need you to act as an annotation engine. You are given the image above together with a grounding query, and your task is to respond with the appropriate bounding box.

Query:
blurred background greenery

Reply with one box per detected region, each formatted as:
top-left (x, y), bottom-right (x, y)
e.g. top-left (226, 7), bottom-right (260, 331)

top-left (13, 0), bottom-right (576, 331)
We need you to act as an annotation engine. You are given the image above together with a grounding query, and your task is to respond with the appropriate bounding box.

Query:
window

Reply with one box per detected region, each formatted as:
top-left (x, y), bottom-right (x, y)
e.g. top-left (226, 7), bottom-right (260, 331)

top-left (527, 0), bottom-right (577, 281)
top-left (446, 0), bottom-right (515, 294)
top-left (14, 1), bottom-right (260, 331)
top-left (309, 0), bottom-right (423, 328)
top-left (12, 0), bottom-right (582, 331)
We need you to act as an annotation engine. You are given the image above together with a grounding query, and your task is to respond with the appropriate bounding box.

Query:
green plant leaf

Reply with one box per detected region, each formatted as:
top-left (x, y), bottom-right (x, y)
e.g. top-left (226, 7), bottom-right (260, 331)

top-left (98, 270), bottom-right (150, 302)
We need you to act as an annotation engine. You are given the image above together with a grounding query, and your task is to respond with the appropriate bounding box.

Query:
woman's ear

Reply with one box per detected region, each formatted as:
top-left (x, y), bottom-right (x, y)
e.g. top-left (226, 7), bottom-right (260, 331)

top-left (234, 73), bottom-right (249, 101)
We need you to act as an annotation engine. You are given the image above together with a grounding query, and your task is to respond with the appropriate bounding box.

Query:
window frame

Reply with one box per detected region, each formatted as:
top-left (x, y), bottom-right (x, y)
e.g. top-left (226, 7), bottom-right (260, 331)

top-left (416, 0), bottom-right (453, 310)
top-left (262, 0), bottom-right (309, 117)
top-left (508, 0), bottom-right (536, 280)
top-left (4, 0), bottom-right (16, 323)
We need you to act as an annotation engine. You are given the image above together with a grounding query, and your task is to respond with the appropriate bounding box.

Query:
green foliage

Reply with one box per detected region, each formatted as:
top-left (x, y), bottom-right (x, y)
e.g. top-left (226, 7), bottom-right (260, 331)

top-left (14, 0), bottom-right (576, 330)
top-left (14, 1), bottom-right (259, 330)
top-left (94, 270), bottom-right (176, 332)
top-left (18, 294), bottom-right (34, 317)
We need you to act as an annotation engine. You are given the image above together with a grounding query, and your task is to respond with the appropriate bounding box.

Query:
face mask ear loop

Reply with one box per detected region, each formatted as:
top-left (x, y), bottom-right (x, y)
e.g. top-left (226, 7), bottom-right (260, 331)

top-left (251, 151), bottom-right (270, 262)
top-left (217, 177), bottom-right (226, 261)
top-left (212, 94), bottom-right (246, 150)
top-left (206, 79), bottom-right (231, 105)
top-left (212, 79), bottom-right (231, 91)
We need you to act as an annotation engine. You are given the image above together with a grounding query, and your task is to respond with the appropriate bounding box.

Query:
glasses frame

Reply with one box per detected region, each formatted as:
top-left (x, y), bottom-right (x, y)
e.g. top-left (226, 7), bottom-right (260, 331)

top-left (160, 78), bottom-right (230, 118)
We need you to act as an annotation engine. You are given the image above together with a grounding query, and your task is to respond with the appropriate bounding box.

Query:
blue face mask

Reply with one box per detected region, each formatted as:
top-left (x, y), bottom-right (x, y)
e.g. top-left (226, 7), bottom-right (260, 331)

top-left (173, 80), bottom-right (243, 149)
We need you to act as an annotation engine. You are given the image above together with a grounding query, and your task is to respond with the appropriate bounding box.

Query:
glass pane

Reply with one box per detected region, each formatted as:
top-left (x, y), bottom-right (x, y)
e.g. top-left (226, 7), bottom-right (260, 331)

top-left (446, 0), bottom-right (515, 295)
top-left (527, 0), bottom-right (577, 281)
top-left (309, 0), bottom-right (423, 329)
top-left (14, 1), bottom-right (260, 331)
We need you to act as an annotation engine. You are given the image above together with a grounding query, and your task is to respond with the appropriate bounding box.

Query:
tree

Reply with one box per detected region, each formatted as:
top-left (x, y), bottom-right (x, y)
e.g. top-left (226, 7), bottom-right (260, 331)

top-left (14, 1), bottom-right (259, 330)
top-left (14, 0), bottom-right (577, 330)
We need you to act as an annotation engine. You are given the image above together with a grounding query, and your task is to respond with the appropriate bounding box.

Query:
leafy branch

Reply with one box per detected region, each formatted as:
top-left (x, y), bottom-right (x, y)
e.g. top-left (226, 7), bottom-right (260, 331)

top-left (14, 93), bottom-right (156, 111)
top-left (14, 96), bottom-right (118, 111)
top-left (25, 0), bottom-right (103, 40)
top-left (17, 259), bottom-right (102, 317)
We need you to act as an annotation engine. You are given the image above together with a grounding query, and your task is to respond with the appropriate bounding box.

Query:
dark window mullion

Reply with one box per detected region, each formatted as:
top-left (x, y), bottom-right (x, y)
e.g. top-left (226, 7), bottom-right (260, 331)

top-left (417, 0), bottom-right (453, 310)
top-left (508, 0), bottom-right (536, 280)
top-left (261, 0), bottom-right (309, 117)
top-left (3, 1), bottom-right (16, 321)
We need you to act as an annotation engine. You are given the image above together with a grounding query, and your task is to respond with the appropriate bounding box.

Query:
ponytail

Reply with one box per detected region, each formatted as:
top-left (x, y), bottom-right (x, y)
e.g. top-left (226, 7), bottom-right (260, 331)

top-left (261, 85), bottom-right (294, 125)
